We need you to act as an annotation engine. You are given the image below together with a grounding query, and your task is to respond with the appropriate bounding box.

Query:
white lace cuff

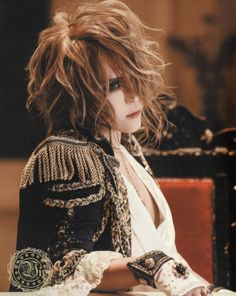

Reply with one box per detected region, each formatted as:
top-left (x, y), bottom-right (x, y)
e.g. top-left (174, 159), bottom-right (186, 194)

top-left (154, 260), bottom-right (207, 296)
top-left (36, 251), bottom-right (122, 296)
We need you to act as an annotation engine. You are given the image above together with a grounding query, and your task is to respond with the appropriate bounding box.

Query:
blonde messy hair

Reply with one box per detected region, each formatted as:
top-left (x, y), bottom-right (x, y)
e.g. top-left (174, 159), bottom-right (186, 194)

top-left (27, 0), bottom-right (169, 142)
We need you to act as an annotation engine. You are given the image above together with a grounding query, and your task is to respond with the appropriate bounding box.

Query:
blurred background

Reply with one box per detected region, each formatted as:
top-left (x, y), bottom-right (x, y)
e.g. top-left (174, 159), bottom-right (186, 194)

top-left (0, 0), bottom-right (235, 292)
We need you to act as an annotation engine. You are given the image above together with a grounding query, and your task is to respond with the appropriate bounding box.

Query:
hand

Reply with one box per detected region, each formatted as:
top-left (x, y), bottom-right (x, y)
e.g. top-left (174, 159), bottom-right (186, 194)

top-left (184, 286), bottom-right (210, 296)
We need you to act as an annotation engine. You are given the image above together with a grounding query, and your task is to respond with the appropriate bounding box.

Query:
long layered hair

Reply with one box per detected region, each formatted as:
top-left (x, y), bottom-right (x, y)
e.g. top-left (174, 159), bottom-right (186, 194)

top-left (27, 0), bottom-right (170, 142)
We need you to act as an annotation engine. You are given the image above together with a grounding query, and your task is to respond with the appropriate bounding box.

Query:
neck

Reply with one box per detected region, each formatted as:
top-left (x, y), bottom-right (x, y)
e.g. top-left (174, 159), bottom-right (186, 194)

top-left (102, 129), bottom-right (122, 150)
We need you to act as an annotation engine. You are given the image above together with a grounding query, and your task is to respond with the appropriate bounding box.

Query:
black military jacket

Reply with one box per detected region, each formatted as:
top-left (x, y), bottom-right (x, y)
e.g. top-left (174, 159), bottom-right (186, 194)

top-left (10, 130), bottom-right (153, 291)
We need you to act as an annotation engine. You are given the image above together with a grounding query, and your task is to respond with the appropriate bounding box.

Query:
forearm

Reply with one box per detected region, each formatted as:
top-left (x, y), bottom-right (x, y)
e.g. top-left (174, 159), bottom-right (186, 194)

top-left (96, 251), bottom-right (208, 295)
top-left (95, 257), bottom-right (139, 291)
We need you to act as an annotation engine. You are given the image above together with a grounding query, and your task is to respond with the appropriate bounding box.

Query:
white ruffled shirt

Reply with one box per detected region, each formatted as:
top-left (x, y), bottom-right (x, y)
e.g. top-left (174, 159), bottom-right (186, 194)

top-left (119, 144), bottom-right (208, 293)
top-left (120, 146), bottom-right (177, 258)
top-left (37, 144), bottom-right (233, 296)
top-left (120, 144), bottom-right (184, 259)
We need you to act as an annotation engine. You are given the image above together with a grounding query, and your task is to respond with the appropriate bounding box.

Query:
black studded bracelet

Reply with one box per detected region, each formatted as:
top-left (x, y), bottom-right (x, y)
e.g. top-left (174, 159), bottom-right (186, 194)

top-left (127, 251), bottom-right (173, 288)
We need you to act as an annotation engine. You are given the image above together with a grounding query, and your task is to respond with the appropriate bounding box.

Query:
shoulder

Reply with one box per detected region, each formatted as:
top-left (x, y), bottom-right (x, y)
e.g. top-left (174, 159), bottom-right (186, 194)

top-left (20, 134), bottom-right (106, 189)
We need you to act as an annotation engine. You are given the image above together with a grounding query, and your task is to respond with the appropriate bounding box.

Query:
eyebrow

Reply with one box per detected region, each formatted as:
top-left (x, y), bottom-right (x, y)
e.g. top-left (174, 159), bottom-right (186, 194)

top-left (108, 76), bottom-right (122, 83)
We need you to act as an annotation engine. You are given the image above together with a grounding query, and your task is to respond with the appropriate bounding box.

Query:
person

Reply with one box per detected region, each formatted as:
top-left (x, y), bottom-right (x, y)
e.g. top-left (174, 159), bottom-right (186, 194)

top-left (8, 1), bottom-right (234, 295)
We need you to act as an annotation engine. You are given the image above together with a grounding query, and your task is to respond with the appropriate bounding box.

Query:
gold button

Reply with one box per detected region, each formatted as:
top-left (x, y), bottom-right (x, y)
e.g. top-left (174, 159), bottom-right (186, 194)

top-left (144, 258), bottom-right (155, 269)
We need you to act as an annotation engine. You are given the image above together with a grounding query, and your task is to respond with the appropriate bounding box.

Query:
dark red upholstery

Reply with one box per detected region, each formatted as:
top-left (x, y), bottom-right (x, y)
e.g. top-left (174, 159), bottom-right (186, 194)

top-left (158, 178), bottom-right (214, 283)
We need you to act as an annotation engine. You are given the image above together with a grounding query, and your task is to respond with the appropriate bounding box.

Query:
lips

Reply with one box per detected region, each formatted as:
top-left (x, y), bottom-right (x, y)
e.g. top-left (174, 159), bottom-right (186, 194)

top-left (126, 110), bottom-right (141, 118)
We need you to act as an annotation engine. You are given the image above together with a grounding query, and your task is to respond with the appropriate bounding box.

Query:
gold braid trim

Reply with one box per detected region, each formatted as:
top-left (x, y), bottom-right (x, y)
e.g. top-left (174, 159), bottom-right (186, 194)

top-left (52, 249), bottom-right (87, 284)
top-left (106, 169), bottom-right (131, 257)
top-left (43, 182), bottom-right (105, 209)
top-left (47, 180), bottom-right (100, 192)
top-left (122, 134), bottom-right (154, 177)
top-left (92, 192), bottom-right (110, 242)
top-left (20, 136), bottom-right (105, 189)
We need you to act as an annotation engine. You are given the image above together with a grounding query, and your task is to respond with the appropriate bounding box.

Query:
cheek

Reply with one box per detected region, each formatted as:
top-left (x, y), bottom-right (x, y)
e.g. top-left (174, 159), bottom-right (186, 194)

top-left (114, 110), bottom-right (142, 133)
top-left (107, 90), bottom-right (126, 117)
top-left (112, 105), bottom-right (128, 130)
top-left (106, 91), bottom-right (142, 132)
top-left (107, 89), bottom-right (123, 102)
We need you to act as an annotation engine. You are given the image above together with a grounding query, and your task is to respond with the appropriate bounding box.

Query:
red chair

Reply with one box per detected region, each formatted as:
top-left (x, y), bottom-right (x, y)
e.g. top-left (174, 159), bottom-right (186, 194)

top-left (158, 178), bottom-right (214, 282)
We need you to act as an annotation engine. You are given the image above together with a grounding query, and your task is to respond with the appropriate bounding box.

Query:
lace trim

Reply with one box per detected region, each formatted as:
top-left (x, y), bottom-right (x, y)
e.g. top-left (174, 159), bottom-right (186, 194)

top-left (52, 249), bottom-right (87, 284)
top-left (36, 251), bottom-right (122, 296)
top-left (154, 260), bottom-right (206, 296)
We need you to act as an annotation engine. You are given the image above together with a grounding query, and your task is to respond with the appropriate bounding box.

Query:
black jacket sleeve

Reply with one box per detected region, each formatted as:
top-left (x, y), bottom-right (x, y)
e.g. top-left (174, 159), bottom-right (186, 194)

top-left (10, 137), bottom-right (109, 291)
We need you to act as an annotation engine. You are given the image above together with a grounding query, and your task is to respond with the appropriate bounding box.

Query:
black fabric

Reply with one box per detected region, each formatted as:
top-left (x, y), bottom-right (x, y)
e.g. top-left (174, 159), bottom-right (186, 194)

top-left (9, 133), bottom-right (145, 291)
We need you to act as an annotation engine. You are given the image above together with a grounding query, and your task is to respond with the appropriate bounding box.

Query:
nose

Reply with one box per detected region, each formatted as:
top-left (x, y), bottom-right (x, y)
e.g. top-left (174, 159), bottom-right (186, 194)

top-left (124, 91), bottom-right (140, 104)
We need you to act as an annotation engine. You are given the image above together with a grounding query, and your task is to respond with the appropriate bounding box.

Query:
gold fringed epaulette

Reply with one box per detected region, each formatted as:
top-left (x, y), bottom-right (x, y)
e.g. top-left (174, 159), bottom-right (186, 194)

top-left (20, 135), bottom-right (106, 189)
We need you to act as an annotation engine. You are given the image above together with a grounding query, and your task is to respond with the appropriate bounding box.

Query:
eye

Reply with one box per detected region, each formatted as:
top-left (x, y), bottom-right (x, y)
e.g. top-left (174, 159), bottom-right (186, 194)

top-left (109, 77), bottom-right (122, 92)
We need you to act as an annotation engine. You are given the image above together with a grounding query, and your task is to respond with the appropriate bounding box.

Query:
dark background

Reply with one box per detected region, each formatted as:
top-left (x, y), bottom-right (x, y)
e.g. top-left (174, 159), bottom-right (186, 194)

top-left (0, 0), bottom-right (48, 157)
top-left (0, 0), bottom-right (236, 157)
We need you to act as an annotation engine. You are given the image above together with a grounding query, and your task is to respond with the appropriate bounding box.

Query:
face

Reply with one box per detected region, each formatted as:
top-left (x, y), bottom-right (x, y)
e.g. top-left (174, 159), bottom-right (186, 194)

top-left (104, 61), bottom-right (143, 133)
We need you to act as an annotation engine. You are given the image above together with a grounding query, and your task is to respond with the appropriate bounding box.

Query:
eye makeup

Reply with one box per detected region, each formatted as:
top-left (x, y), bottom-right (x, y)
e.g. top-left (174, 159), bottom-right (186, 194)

top-left (109, 77), bottom-right (122, 92)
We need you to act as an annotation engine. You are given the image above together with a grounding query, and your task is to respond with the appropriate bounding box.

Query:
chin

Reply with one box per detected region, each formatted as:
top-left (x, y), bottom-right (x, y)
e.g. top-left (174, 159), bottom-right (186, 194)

top-left (120, 121), bottom-right (142, 134)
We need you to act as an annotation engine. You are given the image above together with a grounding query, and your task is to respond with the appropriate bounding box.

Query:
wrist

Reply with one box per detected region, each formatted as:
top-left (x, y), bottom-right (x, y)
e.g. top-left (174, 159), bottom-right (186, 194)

top-left (127, 251), bottom-right (173, 288)
top-left (127, 251), bottom-right (208, 296)
top-left (155, 259), bottom-right (206, 295)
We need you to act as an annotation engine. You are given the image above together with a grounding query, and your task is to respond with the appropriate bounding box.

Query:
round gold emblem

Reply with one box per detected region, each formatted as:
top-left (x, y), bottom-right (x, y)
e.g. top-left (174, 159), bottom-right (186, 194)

top-left (144, 257), bottom-right (155, 269)
top-left (8, 247), bottom-right (53, 291)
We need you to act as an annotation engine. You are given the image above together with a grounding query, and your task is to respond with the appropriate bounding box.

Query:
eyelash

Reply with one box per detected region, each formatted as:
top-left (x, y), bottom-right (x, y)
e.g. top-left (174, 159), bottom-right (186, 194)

top-left (109, 79), bottom-right (122, 92)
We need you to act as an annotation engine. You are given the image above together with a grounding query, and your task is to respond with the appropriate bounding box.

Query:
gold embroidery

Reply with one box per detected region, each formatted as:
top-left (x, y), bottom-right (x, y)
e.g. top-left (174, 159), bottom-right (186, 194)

top-left (122, 133), bottom-right (154, 177)
top-left (19, 132), bottom-right (144, 257)
top-left (92, 161), bottom-right (132, 256)
top-left (47, 180), bottom-right (101, 192)
top-left (43, 182), bottom-right (105, 209)
top-left (8, 247), bottom-right (53, 291)
top-left (92, 192), bottom-right (110, 242)
top-left (52, 249), bottom-right (87, 284)
top-left (105, 168), bottom-right (131, 257)
top-left (20, 136), bottom-right (105, 189)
